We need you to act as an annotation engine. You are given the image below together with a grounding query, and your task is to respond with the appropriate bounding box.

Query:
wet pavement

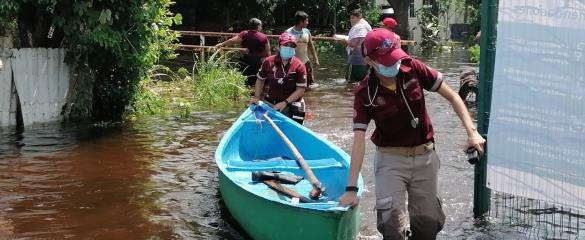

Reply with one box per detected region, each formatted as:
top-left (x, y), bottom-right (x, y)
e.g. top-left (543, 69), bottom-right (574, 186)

top-left (0, 47), bottom-right (529, 239)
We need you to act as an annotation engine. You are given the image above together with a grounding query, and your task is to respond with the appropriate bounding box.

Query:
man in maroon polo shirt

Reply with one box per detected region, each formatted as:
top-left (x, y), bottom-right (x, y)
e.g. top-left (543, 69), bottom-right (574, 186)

top-left (338, 29), bottom-right (486, 239)
top-left (250, 32), bottom-right (308, 124)
top-left (216, 18), bottom-right (270, 86)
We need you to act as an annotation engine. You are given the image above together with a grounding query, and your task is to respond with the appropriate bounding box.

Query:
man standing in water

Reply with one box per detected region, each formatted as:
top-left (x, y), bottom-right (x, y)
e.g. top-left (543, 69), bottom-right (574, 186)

top-left (216, 18), bottom-right (270, 86)
top-left (338, 29), bottom-right (486, 239)
top-left (250, 32), bottom-right (307, 124)
top-left (337, 9), bottom-right (372, 82)
top-left (286, 11), bottom-right (320, 88)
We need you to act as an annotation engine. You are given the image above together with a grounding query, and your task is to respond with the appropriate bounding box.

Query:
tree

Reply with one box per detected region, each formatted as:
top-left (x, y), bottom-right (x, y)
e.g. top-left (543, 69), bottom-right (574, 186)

top-left (387, 0), bottom-right (410, 41)
top-left (1, 0), bottom-right (181, 120)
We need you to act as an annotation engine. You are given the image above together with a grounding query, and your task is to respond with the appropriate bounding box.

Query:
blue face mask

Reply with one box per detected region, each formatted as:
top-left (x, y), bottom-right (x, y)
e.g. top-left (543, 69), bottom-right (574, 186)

top-left (373, 60), bottom-right (401, 77)
top-left (279, 46), bottom-right (296, 60)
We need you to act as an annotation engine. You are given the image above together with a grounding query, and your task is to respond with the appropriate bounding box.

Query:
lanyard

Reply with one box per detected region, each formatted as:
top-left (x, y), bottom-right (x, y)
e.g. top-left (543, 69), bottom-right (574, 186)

top-left (273, 63), bottom-right (287, 84)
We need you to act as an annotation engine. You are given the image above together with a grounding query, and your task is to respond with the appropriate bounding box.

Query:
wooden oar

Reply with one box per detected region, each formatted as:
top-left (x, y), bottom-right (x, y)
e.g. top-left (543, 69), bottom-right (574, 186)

top-left (262, 112), bottom-right (325, 199)
top-left (263, 180), bottom-right (315, 203)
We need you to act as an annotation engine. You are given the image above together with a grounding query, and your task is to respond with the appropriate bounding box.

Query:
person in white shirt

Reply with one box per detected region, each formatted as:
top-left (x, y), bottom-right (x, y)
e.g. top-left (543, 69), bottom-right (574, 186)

top-left (337, 9), bottom-right (372, 82)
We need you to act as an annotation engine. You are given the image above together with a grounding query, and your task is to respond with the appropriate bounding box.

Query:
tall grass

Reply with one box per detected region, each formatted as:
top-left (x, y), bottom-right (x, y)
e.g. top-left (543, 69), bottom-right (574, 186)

top-left (129, 51), bottom-right (248, 119)
top-left (192, 51), bottom-right (248, 106)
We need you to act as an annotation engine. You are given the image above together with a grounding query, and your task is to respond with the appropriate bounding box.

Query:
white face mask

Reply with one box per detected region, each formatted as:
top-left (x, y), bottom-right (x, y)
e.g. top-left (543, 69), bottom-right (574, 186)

top-left (279, 46), bottom-right (295, 60)
top-left (371, 60), bottom-right (402, 78)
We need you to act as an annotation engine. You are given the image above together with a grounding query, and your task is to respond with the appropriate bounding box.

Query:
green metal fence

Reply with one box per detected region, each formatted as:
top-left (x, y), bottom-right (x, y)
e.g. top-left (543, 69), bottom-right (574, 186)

top-left (474, 0), bottom-right (584, 239)
top-left (474, 0), bottom-right (498, 218)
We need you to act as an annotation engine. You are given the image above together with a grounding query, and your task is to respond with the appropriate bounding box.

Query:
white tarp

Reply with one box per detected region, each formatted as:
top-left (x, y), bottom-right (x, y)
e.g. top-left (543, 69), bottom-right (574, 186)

top-left (8, 48), bottom-right (70, 126)
top-left (0, 50), bottom-right (14, 127)
top-left (488, 0), bottom-right (585, 210)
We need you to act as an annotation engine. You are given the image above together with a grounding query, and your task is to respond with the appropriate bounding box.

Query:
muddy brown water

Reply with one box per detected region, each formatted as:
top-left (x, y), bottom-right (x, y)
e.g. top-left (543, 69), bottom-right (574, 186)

top-left (1, 48), bottom-right (524, 239)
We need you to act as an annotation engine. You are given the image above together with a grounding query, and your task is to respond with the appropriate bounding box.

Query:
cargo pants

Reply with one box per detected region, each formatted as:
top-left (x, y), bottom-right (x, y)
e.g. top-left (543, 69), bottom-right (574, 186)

top-left (374, 148), bottom-right (446, 240)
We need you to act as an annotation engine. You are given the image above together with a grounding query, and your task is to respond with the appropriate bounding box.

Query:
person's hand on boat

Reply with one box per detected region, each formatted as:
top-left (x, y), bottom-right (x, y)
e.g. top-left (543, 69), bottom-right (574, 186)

top-left (338, 191), bottom-right (358, 208)
top-left (273, 101), bottom-right (287, 112)
top-left (467, 130), bottom-right (486, 156)
top-left (249, 97), bottom-right (260, 105)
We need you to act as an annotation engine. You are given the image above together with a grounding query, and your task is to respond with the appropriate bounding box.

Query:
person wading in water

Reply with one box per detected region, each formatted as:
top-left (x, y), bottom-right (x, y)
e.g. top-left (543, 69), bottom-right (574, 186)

top-left (250, 32), bottom-right (308, 124)
top-left (339, 28), bottom-right (486, 240)
top-left (286, 11), bottom-right (320, 88)
top-left (216, 18), bottom-right (270, 86)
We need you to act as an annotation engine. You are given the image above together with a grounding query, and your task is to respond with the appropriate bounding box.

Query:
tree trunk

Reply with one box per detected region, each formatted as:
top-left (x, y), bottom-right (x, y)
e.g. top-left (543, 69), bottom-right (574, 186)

top-left (387, 0), bottom-right (411, 40)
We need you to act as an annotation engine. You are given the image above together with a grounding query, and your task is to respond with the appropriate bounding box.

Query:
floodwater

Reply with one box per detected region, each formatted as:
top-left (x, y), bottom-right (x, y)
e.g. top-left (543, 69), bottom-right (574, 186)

top-left (0, 47), bottom-right (575, 239)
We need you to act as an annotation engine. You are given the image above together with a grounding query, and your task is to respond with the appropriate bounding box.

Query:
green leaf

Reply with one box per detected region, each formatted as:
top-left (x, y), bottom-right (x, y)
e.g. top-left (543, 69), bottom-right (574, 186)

top-left (98, 10), bottom-right (108, 24)
top-left (173, 13), bottom-right (182, 25)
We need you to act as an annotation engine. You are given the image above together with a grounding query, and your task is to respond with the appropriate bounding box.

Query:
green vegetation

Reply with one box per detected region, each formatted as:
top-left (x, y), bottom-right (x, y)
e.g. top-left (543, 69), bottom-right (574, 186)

top-left (128, 52), bottom-right (248, 119)
top-left (192, 52), bottom-right (248, 107)
top-left (415, 5), bottom-right (440, 53)
top-left (468, 44), bottom-right (480, 63)
top-left (360, 2), bottom-right (381, 27)
top-left (1, 0), bottom-right (181, 121)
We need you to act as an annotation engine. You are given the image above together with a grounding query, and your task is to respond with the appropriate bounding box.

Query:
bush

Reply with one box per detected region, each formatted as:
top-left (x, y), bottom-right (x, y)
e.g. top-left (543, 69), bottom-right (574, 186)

top-left (192, 52), bottom-right (248, 107)
top-left (468, 44), bottom-right (480, 63)
top-left (415, 5), bottom-right (440, 53)
top-left (0, 0), bottom-right (181, 121)
top-left (129, 51), bottom-right (248, 119)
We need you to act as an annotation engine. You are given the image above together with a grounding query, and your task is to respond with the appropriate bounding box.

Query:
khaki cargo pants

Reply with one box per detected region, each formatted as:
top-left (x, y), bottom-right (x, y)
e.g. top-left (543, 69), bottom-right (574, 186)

top-left (374, 146), bottom-right (446, 240)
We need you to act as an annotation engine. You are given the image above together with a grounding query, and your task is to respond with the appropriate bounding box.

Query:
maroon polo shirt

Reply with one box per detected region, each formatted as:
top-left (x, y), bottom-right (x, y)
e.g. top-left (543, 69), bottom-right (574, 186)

top-left (238, 30), bottom-right (269, 57)
top-left (352, 58), bottom-right (444, 147)
top-left (257, 55), bottom-right (307, 101)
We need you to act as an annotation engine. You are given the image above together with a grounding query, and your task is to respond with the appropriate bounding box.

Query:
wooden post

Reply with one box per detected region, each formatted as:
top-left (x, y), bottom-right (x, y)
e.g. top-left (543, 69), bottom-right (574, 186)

top-left (200, 34), bottom-right (205, 60)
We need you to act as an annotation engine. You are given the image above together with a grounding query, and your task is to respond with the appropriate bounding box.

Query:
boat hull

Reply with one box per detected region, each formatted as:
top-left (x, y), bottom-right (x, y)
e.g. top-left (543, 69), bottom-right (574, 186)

top-left (219, 171), bottom-right (360, 240)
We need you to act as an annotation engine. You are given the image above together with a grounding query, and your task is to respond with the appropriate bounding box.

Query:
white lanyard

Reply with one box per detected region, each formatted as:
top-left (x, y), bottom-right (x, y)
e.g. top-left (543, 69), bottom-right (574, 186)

top-left (273, 64), bottom-right (287, 84)
top-left (364, 81), bottom-right (379, 107)
top-left (363, 78), bottom-right (419, 128)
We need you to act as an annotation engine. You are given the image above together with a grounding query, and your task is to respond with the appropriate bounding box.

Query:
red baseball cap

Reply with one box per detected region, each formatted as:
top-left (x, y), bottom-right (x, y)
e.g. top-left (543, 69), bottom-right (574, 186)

top-left (363, 28), bottom-right (408, 66)
top-left (279, 32), bottom-right (297, 47)
top-left (382, 18), bottom-right (397, 29)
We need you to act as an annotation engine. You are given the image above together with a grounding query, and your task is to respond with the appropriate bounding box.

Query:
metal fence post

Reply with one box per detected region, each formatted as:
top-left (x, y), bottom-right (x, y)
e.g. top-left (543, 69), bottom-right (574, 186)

top-left (474, 0), bottom-right (498, 217)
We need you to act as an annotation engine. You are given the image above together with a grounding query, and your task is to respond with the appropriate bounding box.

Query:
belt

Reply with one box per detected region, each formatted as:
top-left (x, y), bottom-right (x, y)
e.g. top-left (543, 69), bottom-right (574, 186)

top-left (377, 142), bottom-right (434, 157)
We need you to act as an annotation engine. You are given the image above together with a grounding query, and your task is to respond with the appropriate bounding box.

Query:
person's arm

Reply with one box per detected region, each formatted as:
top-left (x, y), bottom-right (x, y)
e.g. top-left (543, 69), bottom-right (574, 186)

top-left (251, 59), bottom-right (270, 104)
top-left (412, 58), bottom-right (485, 154)
top-left (347, 37), bottom-right (364, 49)
top-left (215, 35), bottom-right (243, 48)
top-left (264, 41), bottom-right (271, 56)
top-left (338, 130), bottom-right (366, 207)
top-left (307, 33), bottom-right (319, 66)
top-left (250, 79), bottom-right (265, 104)
top-left (437, 83), bottom-right (486, 154)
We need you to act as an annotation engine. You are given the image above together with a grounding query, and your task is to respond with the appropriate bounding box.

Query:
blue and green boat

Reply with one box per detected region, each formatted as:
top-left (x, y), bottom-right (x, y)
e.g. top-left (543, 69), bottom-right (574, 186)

top-left (215, 103), bottom-right (364, 240)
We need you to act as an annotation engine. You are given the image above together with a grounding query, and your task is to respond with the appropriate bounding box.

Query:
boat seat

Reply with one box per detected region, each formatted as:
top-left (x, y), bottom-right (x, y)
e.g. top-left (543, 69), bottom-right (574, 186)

top-left (226, 158), bottom-right (342, 171)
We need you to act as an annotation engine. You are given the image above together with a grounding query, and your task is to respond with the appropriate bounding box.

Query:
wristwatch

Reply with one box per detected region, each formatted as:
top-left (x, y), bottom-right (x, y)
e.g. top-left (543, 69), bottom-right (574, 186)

top-left (283, 99), bottom-right (290, 104)
top-left (345, 186), bottom-right (359, 192)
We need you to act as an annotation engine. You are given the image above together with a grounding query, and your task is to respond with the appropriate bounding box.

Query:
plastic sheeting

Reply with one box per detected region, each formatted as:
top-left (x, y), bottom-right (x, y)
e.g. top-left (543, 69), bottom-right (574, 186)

top-left (0, 50), bottom-right (14, 127)
top-left (487, 0), bottom-right (585, 210)
top-left (0, 48), bottom-right (69, 127)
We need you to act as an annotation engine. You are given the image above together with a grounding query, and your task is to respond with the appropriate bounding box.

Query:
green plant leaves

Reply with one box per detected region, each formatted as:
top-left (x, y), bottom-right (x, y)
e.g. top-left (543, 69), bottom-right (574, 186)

top-left (98, 9), bottom-right (112, 25)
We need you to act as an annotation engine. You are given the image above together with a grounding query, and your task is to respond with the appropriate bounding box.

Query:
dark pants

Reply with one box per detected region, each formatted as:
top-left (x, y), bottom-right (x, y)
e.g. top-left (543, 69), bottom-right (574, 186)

top-left (346, 64), bottom-right (369, 82)
top-left (264, 97), bottom-right (306, 125)
top-left (239, 55), bottom-right (263, 86)
top-left (305, 61), bottom-right (314, 86)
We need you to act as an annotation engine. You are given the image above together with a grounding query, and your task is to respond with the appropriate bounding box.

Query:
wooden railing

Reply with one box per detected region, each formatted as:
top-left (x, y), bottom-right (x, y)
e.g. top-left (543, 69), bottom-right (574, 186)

top-left (176, 30), bottom-right (416, 52)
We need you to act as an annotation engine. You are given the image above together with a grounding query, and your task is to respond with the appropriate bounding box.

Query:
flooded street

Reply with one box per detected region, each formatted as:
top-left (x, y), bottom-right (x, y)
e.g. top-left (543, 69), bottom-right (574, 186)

top-left (1, 47), bottom-right (520, 239)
